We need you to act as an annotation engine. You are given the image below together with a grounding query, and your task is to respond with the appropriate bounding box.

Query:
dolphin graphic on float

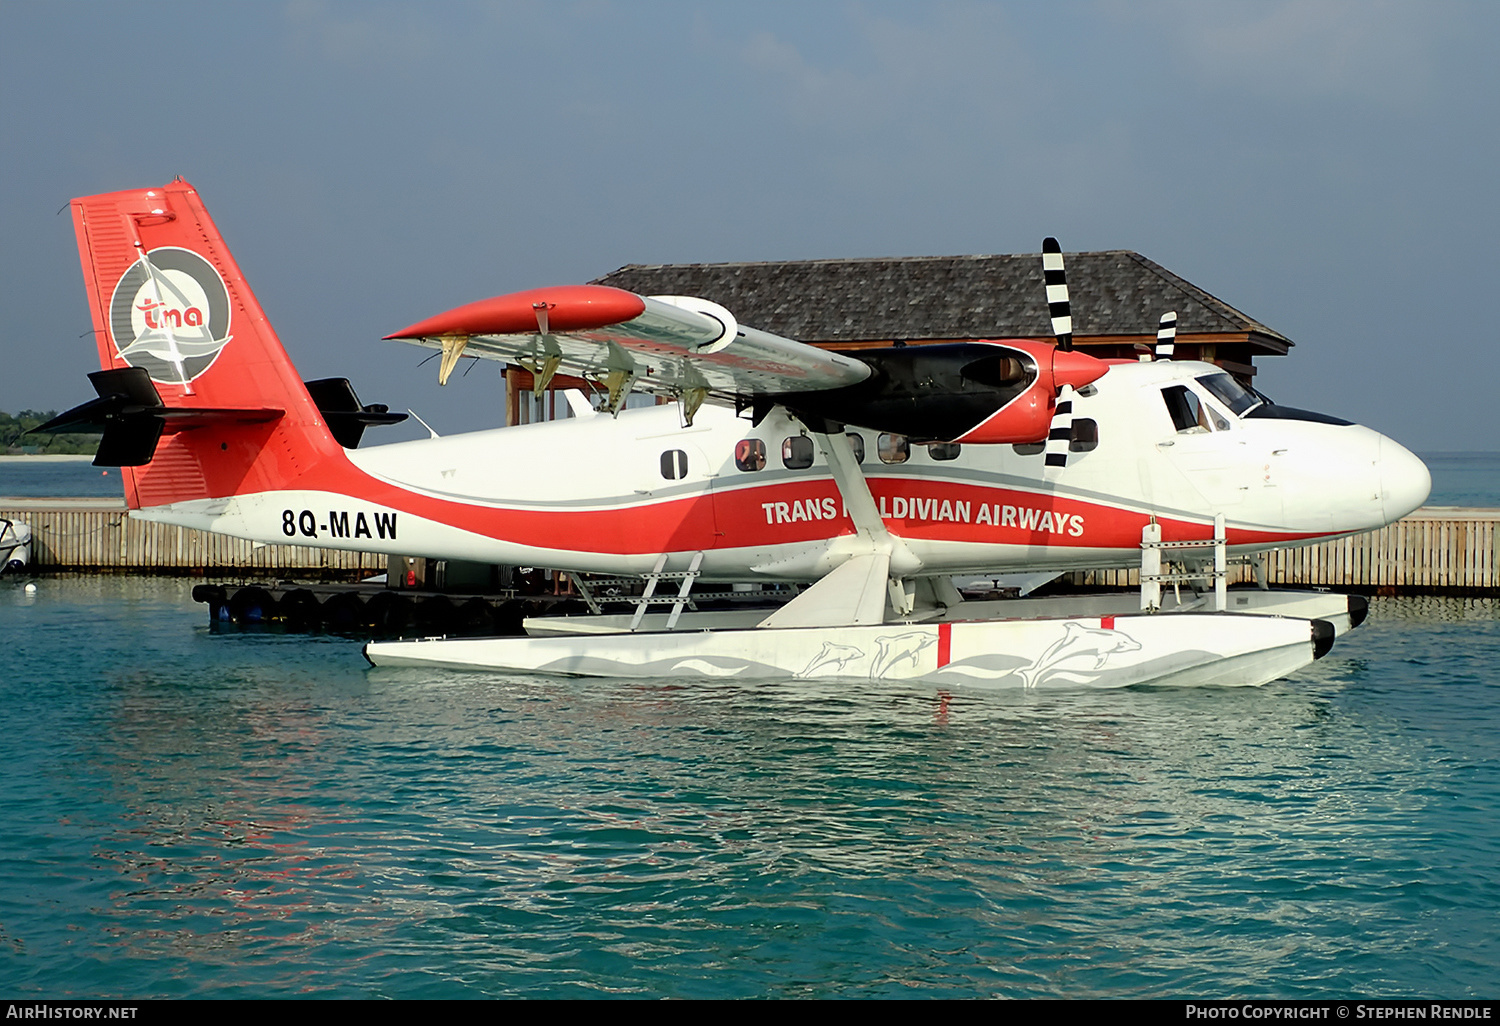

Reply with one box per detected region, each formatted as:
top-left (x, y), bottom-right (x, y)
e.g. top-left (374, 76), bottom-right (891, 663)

top-left (1016, 622), bottom-right (1143, 689)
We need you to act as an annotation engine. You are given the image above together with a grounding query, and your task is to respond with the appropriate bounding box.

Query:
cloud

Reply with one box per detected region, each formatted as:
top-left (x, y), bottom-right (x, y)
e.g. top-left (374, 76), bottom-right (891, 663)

top-left (1104, 0), bottom-right (1446, 109)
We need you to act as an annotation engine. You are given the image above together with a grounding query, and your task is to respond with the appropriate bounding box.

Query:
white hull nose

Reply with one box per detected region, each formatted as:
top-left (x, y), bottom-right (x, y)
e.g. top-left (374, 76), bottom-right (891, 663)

top-left (1379, 435), bottom-right (1432, 521)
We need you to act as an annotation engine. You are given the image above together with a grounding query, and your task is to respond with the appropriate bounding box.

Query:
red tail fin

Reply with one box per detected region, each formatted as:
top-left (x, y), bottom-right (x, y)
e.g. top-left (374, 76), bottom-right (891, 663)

top-left (71, 180), bottom-right (344, 509)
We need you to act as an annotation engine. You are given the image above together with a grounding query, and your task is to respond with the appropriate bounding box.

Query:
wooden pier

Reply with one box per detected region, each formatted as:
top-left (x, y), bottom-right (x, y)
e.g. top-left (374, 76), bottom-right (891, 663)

top-left (1066, 506), bottom-right (1499, 595)
top-left (1, 498), bottom-right (383, 577)
top-left (3, 498), bottom-right (1497, 594)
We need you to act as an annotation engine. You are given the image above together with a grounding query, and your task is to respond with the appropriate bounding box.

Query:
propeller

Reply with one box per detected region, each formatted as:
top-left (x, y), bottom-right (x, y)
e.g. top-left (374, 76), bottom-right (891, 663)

top-left (1156, 311), bottom-right (1177, 360)
top-left (1044, 388), bottom-right (1073, 472)
top-left (1041, 238), bottom-right (1075, 474)
top-left (1042, 237), bottom-right (1073, 351)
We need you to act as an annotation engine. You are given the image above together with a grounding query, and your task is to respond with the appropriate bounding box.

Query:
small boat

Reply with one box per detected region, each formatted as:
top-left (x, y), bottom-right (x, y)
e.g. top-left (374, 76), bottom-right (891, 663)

top-left (0, 518), bottom-right (32, 574)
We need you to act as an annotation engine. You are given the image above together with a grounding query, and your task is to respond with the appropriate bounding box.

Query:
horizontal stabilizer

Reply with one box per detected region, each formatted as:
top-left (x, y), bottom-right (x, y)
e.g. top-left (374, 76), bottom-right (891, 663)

top-left (37, 367), bottom-right (283, 466)
top-left (304, 377), bottom-right (409, 449)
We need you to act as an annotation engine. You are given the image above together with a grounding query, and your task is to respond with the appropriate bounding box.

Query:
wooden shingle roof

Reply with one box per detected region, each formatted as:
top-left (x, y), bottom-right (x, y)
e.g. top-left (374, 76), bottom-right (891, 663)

top-left (593, 251), bottom-right (1293, 355)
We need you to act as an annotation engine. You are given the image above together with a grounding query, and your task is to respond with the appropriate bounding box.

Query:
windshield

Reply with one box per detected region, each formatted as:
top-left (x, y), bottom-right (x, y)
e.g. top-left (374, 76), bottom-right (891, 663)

top-left (1196, 373), bottom-right (1262, 417)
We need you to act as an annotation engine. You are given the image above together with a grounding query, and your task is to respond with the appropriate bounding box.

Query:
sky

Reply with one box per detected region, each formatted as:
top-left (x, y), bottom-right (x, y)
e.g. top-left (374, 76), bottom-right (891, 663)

top-left (2, 0), bottom-right (1496, 451)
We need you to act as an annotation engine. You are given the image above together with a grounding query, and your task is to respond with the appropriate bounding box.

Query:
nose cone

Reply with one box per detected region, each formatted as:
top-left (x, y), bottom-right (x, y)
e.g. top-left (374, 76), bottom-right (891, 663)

top-left (1379, 436), bottom-right (1431, 521)
top-left (1051, 347), bottom-right (1108, 390)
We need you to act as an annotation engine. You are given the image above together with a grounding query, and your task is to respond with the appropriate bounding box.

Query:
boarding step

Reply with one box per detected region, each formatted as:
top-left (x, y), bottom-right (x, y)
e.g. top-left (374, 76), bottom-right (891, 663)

top-left (568, 552), bottom-right (708, 629)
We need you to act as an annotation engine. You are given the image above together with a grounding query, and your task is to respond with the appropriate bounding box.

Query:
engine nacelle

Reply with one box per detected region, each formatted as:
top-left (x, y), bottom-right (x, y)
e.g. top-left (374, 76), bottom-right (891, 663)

top-left (779, 340), bottom-right (1106, 444)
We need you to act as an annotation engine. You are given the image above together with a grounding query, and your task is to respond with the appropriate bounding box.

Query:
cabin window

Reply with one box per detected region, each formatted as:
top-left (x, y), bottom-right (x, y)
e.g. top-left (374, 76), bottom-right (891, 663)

top-left (846, 432), bottom-right (866, 464)
top-left (1013, 442), bottom-right (1044, 456)
top-left (928, 442), bottom-right (961, 461)
top-left (1162, 385), bottom-right (1211, 433)
top-left (734, 438), bottom-right (767, 472)
top-left (878, 433), bottom-right (909, 464)
top-left (1069, 419), bottom-right (1099, 452)
top-left (660, 450), bottom-right (688, 480)
top-left (782, 435), bottom-right (815, 469)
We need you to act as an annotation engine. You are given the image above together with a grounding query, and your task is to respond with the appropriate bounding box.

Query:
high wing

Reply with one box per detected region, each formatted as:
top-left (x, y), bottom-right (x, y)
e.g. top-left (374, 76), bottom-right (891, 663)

top-left (387, 254), bottom-right (1111, 444)
top-left (385, 284), bottom-right (872, 414)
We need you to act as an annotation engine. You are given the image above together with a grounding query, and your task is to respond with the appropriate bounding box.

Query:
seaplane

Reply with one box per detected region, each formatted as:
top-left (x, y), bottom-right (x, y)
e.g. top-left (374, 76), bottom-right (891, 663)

top-left (42, 180), bottom-right (1431, 688)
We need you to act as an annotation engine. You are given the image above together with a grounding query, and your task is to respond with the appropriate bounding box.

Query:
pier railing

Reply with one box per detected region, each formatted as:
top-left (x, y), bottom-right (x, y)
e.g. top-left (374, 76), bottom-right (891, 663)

top-left (3, 500), bottom-right (1497, 593)
top-left (1069, 506), bottom-right (1499, 595)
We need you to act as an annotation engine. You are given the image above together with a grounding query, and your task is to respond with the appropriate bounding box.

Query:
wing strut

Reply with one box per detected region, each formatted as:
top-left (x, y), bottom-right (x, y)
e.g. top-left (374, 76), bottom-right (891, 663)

top-left (757, 426), bottom-right (921, 628)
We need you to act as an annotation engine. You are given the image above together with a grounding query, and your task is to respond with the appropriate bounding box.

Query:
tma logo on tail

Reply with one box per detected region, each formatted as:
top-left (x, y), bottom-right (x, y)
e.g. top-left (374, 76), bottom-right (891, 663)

top-left (282, 508), bottom-right (398, 541)
top-left (109, 247), bottom-right (233, 385)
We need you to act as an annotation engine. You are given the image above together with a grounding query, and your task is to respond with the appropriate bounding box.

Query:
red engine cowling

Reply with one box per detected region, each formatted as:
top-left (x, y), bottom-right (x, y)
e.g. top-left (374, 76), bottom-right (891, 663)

top-left (952, 342), bottom-right (1106, 444)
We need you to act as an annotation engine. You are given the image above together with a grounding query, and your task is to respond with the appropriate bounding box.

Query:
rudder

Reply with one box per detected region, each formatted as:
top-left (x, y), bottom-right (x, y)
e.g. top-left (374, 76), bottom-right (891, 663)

top-left (70, 180), bottom-right (345, 508)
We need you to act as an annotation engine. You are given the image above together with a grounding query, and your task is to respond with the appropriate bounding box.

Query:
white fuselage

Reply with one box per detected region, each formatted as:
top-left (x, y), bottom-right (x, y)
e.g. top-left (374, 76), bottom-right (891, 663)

top-left (140, 359), bottom-right (1431, 581)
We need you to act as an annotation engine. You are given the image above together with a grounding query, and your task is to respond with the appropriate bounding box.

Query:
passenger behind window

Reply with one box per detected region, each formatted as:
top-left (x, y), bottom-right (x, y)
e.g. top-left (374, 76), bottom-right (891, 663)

top-left (878, 433), bottom-right (909, 464)
top-left (735, 438), bottom-right (767, 472)
top-left (846, 433), bottom-right (865, 464)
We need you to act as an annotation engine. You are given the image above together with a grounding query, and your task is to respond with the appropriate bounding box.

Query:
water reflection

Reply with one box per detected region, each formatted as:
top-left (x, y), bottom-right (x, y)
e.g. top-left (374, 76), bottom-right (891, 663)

top-left (2, 579), bottom-right (1496, 997)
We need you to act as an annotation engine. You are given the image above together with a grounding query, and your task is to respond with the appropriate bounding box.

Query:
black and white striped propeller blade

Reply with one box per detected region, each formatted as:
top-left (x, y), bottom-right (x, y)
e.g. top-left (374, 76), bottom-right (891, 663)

top-left (1041, 237), bottom-right (1072, 352)
top-left (1156, 311), bottom-right (1177, 360)
top-left (1041, 238), bottom-right (1074, 474)
top-left (1044, 385), bottom-right (1074, 475)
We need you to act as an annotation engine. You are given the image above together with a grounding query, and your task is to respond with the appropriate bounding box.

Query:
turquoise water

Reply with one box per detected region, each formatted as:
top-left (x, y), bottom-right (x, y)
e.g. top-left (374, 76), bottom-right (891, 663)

top-left (1, 577), bottom-right (1496, 998)
top-left (0, 459), bottom-right (125, 499)
top-left (1420, 452), bottom-right (1500, 508)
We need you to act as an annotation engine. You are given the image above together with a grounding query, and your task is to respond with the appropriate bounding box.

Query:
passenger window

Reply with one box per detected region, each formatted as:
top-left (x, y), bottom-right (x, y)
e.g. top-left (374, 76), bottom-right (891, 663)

top-left (1069, 419), bottom-right (1099, 452)
top-left (1013, 442), bottom-right (1044, 456)
top-left (846, 432), bottom-right (865, 464)
top-left (782, 435), bottom-right (814, 470)
top-left (878, 433), bottom-right (910, 464)
top-left (734, 438), bottom-right (767, 472)
top-left (1162, 385), bottom-right (1210, 433)
top-left (928, 442), bottom-right (961, 461)
top-left (660, 450), bottom-right (688, 480)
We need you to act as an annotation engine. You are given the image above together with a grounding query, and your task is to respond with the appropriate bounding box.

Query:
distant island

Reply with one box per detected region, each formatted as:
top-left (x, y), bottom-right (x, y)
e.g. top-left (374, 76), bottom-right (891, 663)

top-left (1, 409), bottom-right (101, 456)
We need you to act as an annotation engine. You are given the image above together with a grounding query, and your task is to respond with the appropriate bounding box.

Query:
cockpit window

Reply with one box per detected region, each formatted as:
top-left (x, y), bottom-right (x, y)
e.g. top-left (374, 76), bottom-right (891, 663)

top-left (1162, 385), bottom-right (1211, 433)
top-left (1196, 373), bottom-right (1261, 417)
